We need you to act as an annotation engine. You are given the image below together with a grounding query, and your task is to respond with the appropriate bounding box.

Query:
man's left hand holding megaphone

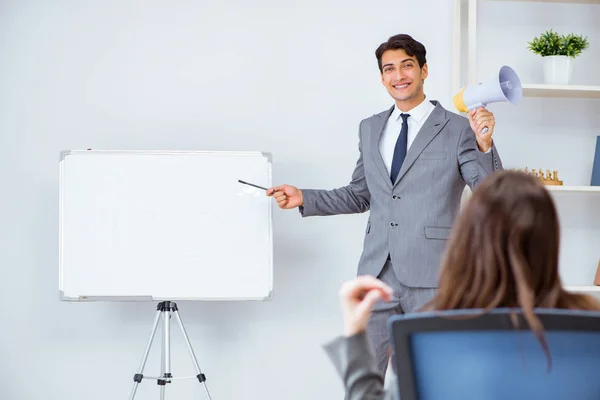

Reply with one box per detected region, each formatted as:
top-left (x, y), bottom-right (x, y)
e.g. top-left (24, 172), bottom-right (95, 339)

top-left (468, 107), bottom-right (495, 153)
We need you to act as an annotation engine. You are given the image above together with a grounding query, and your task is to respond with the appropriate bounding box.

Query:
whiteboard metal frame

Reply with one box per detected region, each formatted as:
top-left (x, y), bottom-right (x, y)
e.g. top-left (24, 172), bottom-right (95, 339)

top-left (58, 149), bottom-right (274, 302)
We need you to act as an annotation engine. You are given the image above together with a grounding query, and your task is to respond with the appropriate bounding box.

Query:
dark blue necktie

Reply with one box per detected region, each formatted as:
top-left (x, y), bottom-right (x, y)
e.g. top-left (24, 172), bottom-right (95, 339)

top-left (390, 113), bottom-right (410, 183)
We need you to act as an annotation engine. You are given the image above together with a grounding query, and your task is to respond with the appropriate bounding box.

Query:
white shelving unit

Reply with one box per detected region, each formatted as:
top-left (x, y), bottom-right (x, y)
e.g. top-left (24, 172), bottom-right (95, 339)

top-left (546, 185), bottom-right (600, 193)
top-left (490, 0), bottom-right (600, 4)
top-left (454, 0), bottom-right (600, 99)
top-left (522, 84), bottom-right (600, 98)
top-left (455, 0), bottom-right (600, 297)
top-left (566, 286), bottom-right (600, 292)
top-left (566, 286), bottom-right (600, 299)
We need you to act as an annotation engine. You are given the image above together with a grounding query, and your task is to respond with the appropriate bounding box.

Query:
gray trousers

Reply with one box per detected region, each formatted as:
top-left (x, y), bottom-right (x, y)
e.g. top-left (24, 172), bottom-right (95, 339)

top-left (367, 257), bottom-right (437, 378)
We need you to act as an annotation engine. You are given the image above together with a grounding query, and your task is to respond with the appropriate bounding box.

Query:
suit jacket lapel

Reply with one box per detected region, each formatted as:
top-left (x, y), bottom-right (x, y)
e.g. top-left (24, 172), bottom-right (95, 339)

top-left (393, 102), bottom-right (450, 187)
top-left (371, 106), bottom-right (395, 190)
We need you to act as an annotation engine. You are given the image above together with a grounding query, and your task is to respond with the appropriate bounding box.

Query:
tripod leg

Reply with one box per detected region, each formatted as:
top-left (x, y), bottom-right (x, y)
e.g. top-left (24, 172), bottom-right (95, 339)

top-left (164, 304), bottom-right (171, 379)
top-left (160, 316), bottom-right (165, 400)
top-left (159, 302), bottom-right (173, 400)
top-left (173, 309), bottom-right (213, 400)
top-left (129, 310), bottom-right (162, 400)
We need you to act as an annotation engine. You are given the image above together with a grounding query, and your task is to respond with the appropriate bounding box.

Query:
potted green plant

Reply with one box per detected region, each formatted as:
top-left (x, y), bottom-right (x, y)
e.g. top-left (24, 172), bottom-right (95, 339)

top-left (527, 29), bottom-right (589, 85)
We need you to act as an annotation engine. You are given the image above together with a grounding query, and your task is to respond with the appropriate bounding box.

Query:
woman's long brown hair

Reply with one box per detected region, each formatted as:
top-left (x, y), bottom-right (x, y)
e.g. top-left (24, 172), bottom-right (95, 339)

top-left (423, 170), bottom-right (600, 365)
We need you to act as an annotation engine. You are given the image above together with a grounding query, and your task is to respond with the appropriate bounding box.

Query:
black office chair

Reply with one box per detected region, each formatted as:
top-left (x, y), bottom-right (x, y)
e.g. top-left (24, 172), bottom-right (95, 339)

top-left (388, 308), bottom-right (600, 400)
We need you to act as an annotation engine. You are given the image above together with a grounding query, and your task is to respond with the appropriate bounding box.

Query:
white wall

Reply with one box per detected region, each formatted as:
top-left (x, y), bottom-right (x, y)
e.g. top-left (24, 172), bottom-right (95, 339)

top-left (472, 1), bottom-right (600, 286)
top-left (0, 1), bottom-right (454, 399)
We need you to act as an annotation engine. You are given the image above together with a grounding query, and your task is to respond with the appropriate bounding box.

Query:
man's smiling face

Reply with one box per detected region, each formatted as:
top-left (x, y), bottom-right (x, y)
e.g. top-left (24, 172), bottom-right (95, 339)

top-left (380, 49), bottom-right (428, 110)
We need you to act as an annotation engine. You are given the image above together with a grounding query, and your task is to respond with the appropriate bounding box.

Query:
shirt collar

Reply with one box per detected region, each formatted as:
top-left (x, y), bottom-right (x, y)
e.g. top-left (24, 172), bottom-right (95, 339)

top-left (391, 97), bottom-right (434, 123)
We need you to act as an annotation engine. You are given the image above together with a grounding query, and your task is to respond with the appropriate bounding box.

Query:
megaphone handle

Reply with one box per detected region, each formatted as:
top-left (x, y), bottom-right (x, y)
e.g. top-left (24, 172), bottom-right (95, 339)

top-left (469, 102), bottom-right (489, 134)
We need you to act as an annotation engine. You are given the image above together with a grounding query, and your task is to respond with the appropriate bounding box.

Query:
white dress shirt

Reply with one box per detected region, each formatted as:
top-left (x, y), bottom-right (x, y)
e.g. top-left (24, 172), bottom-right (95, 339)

top-left (379, 98), bottom-right (435, 174)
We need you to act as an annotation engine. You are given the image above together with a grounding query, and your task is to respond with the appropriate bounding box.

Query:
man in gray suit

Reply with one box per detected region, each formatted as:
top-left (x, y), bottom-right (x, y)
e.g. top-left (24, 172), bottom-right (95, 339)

top-left (267, 34), bottom-right (502, 376)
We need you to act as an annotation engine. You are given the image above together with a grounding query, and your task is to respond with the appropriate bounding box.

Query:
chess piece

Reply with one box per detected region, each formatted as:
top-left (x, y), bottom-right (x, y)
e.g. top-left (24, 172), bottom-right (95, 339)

top-left (554, 170), bottom-right (563, 185)
top-left (544, 170), bottom-right (563, 186)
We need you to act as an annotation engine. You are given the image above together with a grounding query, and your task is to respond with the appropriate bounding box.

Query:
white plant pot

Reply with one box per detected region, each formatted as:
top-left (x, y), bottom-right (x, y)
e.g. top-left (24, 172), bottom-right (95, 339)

top-left (542, 55), bottom-right (573, 85)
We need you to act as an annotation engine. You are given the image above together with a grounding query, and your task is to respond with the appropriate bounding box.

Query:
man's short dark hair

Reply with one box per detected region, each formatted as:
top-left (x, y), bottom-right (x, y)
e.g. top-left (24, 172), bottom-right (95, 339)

top-left (375, 34), bottom-right (427, 72)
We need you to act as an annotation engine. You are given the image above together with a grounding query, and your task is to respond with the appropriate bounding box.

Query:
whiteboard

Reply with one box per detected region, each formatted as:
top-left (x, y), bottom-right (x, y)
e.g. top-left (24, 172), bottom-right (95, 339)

top-left (59, 150), bottom-right (273, 301)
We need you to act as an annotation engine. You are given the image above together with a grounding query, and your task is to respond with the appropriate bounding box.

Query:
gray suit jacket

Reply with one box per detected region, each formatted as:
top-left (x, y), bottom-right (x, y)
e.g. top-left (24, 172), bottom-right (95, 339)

top-left (300, 101), bottom-right (502, 286)
top-left (324, 332), bottom-right (398, 400)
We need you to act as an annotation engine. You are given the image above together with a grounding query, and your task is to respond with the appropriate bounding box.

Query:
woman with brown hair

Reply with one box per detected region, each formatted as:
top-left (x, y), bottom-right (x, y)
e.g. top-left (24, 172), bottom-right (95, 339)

top-left (324, 170), bottom-right (600, 400)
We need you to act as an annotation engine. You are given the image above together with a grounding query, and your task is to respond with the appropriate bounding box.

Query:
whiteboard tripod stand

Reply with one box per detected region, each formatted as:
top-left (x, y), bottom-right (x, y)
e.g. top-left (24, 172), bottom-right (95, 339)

top-left (128, 301), bottom-right (212, 400)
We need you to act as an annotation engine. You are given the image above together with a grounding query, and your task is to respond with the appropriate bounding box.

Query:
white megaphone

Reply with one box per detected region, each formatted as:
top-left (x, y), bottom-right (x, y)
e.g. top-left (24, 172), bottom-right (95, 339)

top-left (453, 65), bottom-right (522, 133)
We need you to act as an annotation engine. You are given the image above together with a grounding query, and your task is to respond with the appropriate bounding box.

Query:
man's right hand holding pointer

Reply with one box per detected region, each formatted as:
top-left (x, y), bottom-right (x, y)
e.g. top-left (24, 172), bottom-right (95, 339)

top-left (267, 185), bottom-right (304, 209)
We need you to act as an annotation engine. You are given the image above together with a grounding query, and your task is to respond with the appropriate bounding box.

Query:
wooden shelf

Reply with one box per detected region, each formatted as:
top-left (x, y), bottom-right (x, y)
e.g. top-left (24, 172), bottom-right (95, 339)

top-left (546, 186), bottom-right (600, 193)
top-left (489, 0), bottom-right (600, 4)
top-left (522, 84), bottom-right (600, 98)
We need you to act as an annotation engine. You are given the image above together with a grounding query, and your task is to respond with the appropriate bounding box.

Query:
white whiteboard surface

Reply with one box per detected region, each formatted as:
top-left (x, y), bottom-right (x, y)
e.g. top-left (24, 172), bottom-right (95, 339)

top-left (59, 150), bottom-right (273, 301)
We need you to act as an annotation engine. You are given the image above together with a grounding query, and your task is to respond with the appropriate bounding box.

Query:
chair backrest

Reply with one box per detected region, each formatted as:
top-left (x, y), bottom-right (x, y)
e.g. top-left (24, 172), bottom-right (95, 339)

top-left (388, 308), bottom-right (600, 400)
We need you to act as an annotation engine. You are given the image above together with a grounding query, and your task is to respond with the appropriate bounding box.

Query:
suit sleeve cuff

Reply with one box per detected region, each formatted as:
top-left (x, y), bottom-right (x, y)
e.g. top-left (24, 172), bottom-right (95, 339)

top-left (298, 189), bottom-right (317, 217)
top-left (322, 331), bottom-right (377, 377)
top-left (475, 142), bottom-right (501, 172)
